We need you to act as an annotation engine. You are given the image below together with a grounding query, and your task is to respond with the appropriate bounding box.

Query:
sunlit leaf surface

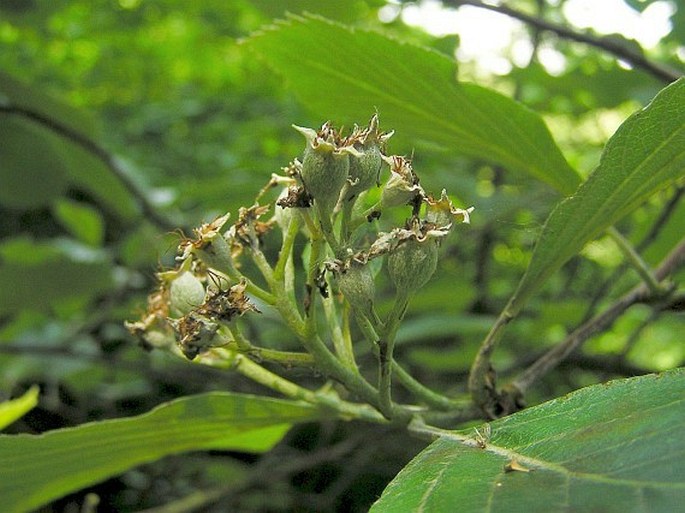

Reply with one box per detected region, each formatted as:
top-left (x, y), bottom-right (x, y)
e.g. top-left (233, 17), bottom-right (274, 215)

top-left (244, 15), bottom-right (580, 194)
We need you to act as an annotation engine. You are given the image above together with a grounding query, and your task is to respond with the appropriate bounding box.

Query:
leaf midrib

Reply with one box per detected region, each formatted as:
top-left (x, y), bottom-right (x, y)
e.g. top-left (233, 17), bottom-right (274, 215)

top-left (433, 431), bottom-right (685, 490)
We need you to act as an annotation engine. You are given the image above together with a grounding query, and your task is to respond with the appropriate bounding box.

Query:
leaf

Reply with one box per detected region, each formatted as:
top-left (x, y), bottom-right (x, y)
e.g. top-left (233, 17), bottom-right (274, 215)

top-left (0, 386), bottom-right (39, 431)
top-left (243, 15), bottom-right (580, 195)
top-left (371, 369), bottom-right (685, 513)
top-left (248, 0), bottom-right (386, 22)
top-left (507, 77), bottom-right (685, 316)
top-left (0, 72), bottom-right (139, 220)
top-left (0, 237), bottom-right (113, 316)
top-left (53, 198), bottom-right (105, 247)
top-left (0, 71), bottom-right (95, 139)
top-left (0, 115), bottom-right (69, 209)
top-left (58, 141), bottom-right (139, 222)
top-left (0, 392), bottom-right (321, 513)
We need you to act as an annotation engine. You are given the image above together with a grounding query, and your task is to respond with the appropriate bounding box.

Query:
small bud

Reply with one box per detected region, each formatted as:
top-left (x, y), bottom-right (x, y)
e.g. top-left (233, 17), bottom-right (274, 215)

top-left (387, 238), bottom-right (438, 294)
top-left (380, 155), bottom-right (424, 209)
top-left (294, 123), bottom-right (353, 214)
top-left (337, 262), bottom-right (376, 317)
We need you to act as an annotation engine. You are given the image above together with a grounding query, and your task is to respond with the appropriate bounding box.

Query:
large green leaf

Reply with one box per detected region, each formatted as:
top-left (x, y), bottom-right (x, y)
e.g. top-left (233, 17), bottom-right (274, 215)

top-left (0, 392), bottom-right (321, 513)
top-left (372, 368), bottom-right (685, 513)
top-left (0, 71), bottom-right (94, 139)
top-left (507, 77), bottom-right (685, 316)
top-left (243, 15), bottom-right (580, 195)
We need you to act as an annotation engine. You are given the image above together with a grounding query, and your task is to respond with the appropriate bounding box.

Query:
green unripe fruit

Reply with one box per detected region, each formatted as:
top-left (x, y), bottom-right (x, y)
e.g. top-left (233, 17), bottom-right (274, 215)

top-left (302, 145), bottom-right (349, 213)
top-left (338, 263), bottom-right (376, 317)
top-left (294, 125), bottom-right (350, 215)
top-left (347, 144), bottom-right (382, 199)
top-left (169, 271), bottom-right (206, 318)
top-left (387, 239), bottom-right (438, 294)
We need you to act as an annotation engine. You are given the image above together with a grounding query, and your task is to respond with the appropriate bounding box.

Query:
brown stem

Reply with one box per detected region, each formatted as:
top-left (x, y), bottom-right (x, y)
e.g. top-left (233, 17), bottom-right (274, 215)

top-left (507, 237), bottom-right (685, 396)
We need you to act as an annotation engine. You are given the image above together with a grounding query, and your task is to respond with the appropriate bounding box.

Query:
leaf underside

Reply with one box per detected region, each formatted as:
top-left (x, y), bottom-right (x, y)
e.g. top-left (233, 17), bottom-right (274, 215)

top-left (507, 77), bottom-right (685, 315)
top-left (0, 392), bottom-right (320, 513)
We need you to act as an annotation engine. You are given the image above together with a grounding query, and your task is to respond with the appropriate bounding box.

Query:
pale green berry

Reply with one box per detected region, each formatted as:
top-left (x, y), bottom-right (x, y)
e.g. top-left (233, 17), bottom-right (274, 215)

top-left (294, 124), bottom-right (351, 215)
top-left (347, 144), bottom-right (382, 199)
top-left (338, 262), bottom-right (376, 318)
top-left (387, 238), bottom-right (438, 294)
top-left (169, 271), bottom-right (205, 317)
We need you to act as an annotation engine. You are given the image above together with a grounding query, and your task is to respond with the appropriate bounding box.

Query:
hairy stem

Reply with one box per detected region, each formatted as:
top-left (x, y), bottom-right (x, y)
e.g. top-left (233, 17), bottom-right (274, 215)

top-left (322, 294), bottom-right (358, 371)
top-left (378, 292), bottom-right (410, 418)
top-left (205, 350), bottom-right (385, 422)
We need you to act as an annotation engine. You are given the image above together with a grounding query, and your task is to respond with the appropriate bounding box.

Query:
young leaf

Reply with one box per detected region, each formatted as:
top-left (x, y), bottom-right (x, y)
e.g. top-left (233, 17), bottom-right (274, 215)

top-left (243, 15), bottom-right (580, 195)
top-left (0, 392), bottom-right (321, 513)
top-left (507, 77), bottom-right (685, 316)
top-left (372, 369), bottom-right (685, 513)
top-left (0, 386), bottom-right (39, 431)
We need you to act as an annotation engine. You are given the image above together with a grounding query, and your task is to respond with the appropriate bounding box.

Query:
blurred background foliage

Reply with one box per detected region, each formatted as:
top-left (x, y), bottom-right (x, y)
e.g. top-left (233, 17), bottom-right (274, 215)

top-left (0, 0), bottom-right (683, 511)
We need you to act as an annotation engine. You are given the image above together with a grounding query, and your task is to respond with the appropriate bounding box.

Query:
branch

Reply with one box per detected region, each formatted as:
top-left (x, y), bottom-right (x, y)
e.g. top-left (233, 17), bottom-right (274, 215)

top-left (0, 104), bottom-right (179, 232)
top-left (447, 0), bottom-right (682, 84)
top-left (580, 186), bottom-right (684, 323)
top-left (507, 236), bottom-right (685, 397)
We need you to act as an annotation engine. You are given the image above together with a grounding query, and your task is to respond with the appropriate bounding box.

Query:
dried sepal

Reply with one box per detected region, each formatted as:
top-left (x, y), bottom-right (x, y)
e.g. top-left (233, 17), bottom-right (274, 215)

top-left (228, 204), bottom-right (274, 249)
top-left (351, 217), bottom-right (451, 265)
top-left (380, 155), bottom-right (425, 209)
top-left (125, 284), bottom-right (174, 351)
top-left (196, 279), bottom-right (260, 322)
top-left (168, 312), bottom-right (220, 360)
top-left (276, 185), bottom-right (313, 209)
top-left (425, 189), bottom-right (474, 227)
top-left (178, 213), bottom-right (231, 261)
top-left (168, 280), bottom-right (258, 360)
